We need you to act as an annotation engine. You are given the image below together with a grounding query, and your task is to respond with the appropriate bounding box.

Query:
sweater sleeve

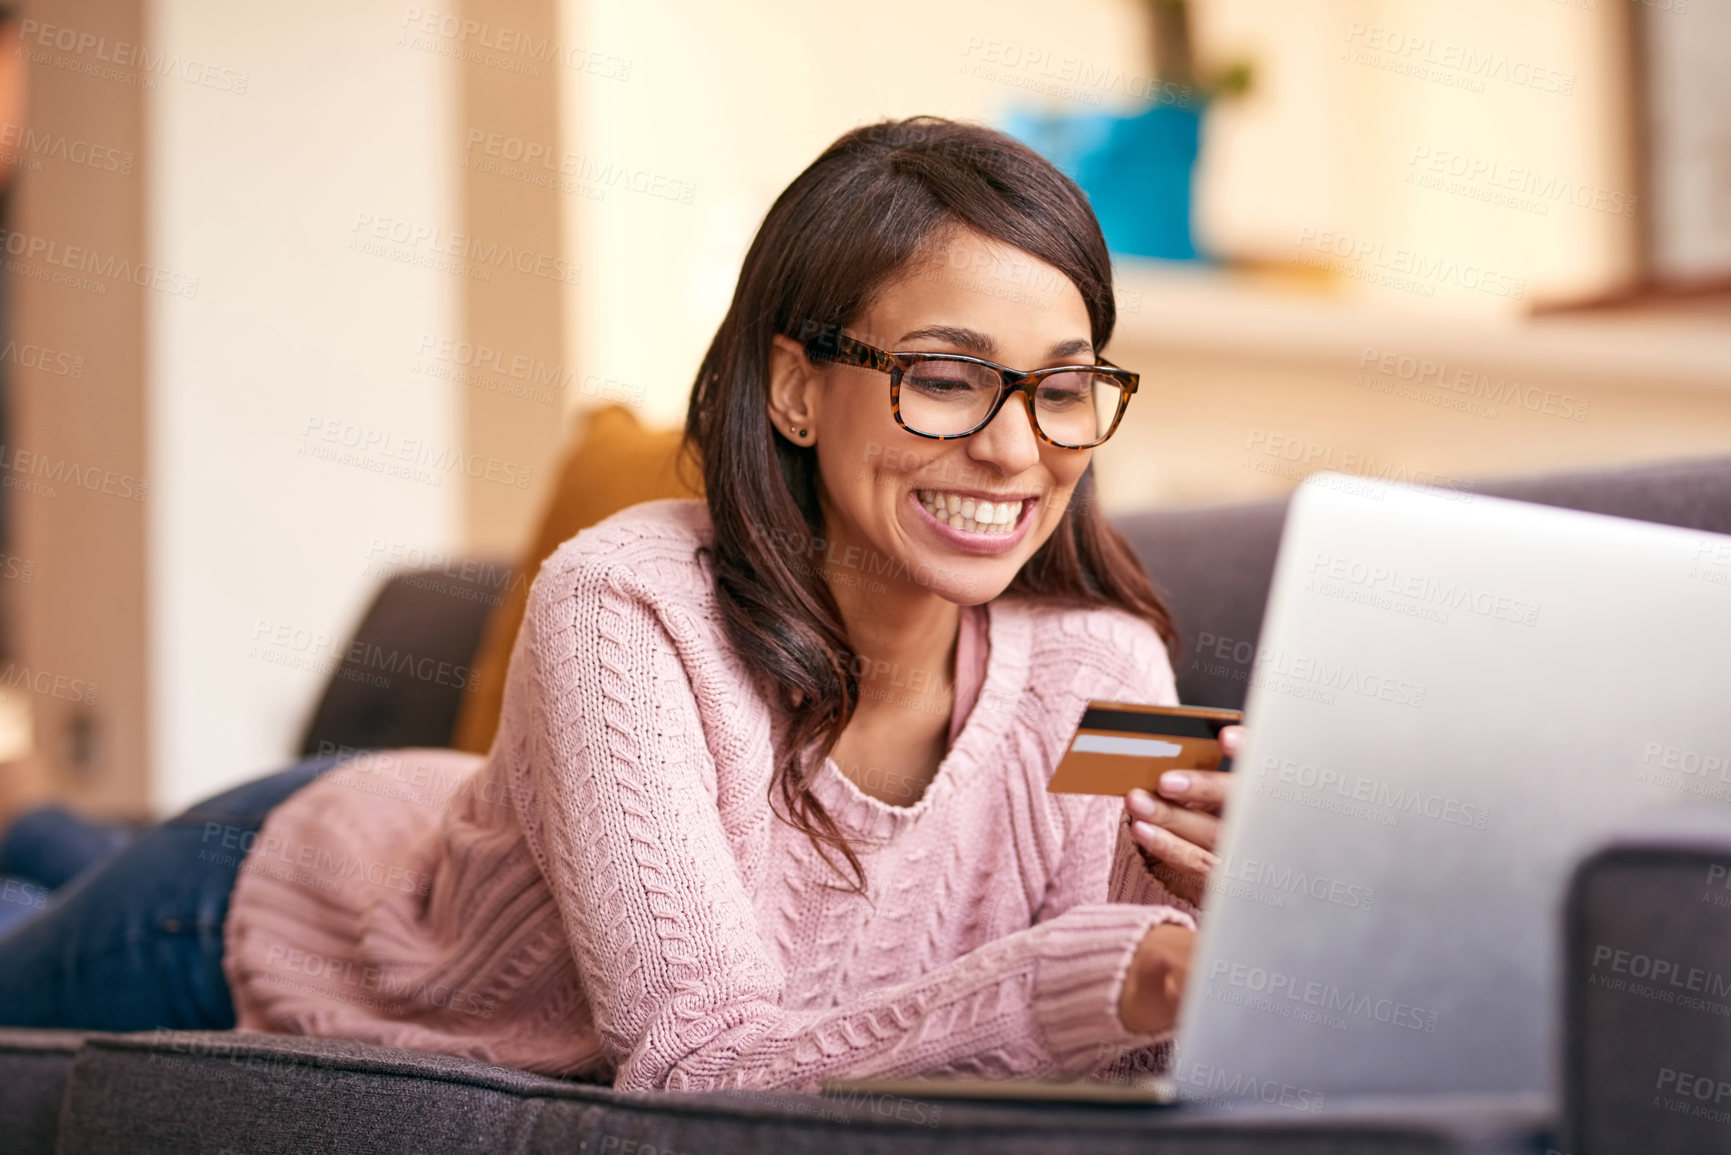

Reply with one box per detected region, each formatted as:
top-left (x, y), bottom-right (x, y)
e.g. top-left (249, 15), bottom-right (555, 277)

top-left (523, 556), bottom-right (1190, 1092)
top-left (1031, 793), bottom-right (1198, 1080)
top-left (1033, 612), bottom-right (1200, 1073)
top-left (1038, 615), bottom-right (1198, 917)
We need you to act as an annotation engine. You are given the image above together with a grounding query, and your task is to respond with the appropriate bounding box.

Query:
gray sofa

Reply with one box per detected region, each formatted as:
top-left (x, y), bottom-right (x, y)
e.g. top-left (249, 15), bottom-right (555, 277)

top-left (7, 453), bottom-right (1731, 1153)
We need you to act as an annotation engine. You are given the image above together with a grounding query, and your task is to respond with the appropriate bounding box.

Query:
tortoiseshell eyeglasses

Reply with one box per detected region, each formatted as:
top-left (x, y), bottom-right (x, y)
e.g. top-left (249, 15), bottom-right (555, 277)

top-left (800, 326), bottom-right (1138, 450)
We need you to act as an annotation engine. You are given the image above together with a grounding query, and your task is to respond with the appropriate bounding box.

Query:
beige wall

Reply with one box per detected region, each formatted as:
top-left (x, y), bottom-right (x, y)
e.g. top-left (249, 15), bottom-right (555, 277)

top-left (556, 0), bottom-right (1717, 525)
top-left (1193, 0), bottom-right (1640, 312)
top-left (559, 0), bottom-right (1154, 429)
top-left (7, 1), bottom-right (576, 816)
top-left (561, 0), bottom-right (1645, 437)
top-left (145, 1), bottom-right (461, 812)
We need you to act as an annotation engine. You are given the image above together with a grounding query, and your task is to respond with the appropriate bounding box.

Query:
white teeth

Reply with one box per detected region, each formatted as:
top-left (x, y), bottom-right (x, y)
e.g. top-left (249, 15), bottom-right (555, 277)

top-left (916, 489), bottom-right (1024, 536)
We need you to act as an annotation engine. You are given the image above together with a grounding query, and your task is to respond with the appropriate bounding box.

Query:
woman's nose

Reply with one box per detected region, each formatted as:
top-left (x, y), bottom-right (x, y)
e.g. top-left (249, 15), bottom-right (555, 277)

top-left (966, 394), bottom-right (1043, 475)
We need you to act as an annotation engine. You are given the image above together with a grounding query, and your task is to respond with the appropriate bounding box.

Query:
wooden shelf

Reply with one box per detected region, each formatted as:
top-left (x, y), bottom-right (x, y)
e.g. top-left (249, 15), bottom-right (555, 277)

top-left (1093, 261), bottom-right (1731, 513)
top-left (1110, 259), bottom-right (1731, 394)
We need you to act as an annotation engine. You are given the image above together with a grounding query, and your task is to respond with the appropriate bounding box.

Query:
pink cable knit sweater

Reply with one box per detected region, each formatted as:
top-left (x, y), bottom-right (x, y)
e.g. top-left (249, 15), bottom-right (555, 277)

top-left (221, 499), bottom-right (1195, 1090)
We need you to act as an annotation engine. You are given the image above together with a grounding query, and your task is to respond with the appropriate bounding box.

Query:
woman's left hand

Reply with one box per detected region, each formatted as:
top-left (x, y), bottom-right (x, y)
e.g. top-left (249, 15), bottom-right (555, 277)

top-left (1123, 725), bottom-right (1244, 906)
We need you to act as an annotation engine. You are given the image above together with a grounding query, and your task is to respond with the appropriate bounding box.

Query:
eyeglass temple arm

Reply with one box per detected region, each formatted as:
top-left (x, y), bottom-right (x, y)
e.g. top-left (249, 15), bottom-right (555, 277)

top-left (797, 323), bottom-right (898, 373)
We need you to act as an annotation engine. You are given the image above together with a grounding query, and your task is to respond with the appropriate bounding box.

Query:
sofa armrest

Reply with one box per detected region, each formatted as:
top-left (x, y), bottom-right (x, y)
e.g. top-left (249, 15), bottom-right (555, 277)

top-left (1564, 805), bottom-right (1731, 1153)
top-left (296, 559), bottom-right (513, 758)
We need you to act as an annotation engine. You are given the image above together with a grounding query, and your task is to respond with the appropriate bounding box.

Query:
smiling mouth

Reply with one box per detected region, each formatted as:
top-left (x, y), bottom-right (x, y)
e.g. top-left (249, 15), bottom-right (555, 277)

top-left (915, 489), bottom-right (1030, 536)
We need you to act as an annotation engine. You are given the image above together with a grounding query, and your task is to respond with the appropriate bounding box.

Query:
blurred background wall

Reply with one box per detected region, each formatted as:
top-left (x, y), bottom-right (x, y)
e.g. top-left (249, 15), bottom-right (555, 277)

top-left (145, 0), bottom-right (461, 813)
top-left (2, 0), bottom-right (1725, 816)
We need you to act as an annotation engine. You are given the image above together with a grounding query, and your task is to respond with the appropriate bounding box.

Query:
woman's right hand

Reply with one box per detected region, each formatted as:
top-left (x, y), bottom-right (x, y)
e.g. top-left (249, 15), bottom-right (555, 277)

top-left (1117, 921), bottom-right (1195, 1035)
top-left (1124, 724), bottom-right (1244, 906)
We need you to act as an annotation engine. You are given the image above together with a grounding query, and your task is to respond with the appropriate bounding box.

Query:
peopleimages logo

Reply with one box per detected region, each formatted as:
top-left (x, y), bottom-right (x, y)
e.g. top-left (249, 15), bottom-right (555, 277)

top-left (261, 944), bottom-right (499, 1020)
top-left (1307, 551), bottom-right (1542, 627)
top-left (399, 8), bottom-right (632, 80)
top-left (463, 130), bottom-right (696, 204)
top-left (0, 339), bottom-right (84, 378)
top-left (1357, 346), bottom-right (1589, 422)
top-left (1294, 227), bottom-right (1525, 299)
top-left (0, 123), bottom-right (134, 174)
top-left (1217, 853), bottom-right (1376, 912)
top-left (1341, 21), bottom-right (1576, 96)
top-left (348, 213), bottom-right (582, 286)
top-left (1168, 1059), bottom-right (1327, 1114)
top-left (0, 443), bottom-right (147, 503)
top-left (1256, 755), bottom-right (1490, 831)
top-left (0, 661), bottom-right (98, 704)
top-left (1590, 944), bottom-right (1731, 1000)
top-left (15, 18), bottom-right (249, 93)
top-left (0, 227), bottom-right (199, 298)
top-left (1406, 146), bottom-right (1637, 219)
top-left (300, 416), bottom-right (535, 490)
top-left (1208, 958), bottom-right (1441, 1033)
top-left (1250, 646), bottom-right (1429, 708)
top-left (1657, 1067), bottom-right (1731, 1112)
top-left (1240, 430), bottom-right (1474, 501)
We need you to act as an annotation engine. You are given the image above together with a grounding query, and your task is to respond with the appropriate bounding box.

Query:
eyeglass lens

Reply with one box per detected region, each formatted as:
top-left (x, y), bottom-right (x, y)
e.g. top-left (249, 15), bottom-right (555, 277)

top-left (899, 359), bottom-right (1123, 446)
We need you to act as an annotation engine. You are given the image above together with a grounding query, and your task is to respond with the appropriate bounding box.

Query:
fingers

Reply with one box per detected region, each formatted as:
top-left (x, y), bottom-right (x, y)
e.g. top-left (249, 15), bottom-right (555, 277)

top-left (1130, 820), bottom-right (1219, 874)
top-left (1126, 793), bottom-right (1220, 875)
top-left (1126, 787), bottom-right (1222, 853)
top-left (1155, 767), bottom-right (1234, 813)
top-left (1220, 724), bottom-right (1245, 756)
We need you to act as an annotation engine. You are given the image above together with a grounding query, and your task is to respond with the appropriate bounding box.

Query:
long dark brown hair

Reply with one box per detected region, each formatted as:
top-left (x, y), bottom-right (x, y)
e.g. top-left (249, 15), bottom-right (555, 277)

top-left (682, 116), bottom-right (1177, 893)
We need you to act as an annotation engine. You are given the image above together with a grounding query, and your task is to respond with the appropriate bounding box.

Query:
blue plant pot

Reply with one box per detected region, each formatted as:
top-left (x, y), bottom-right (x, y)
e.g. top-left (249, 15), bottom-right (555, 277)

top-left (1003, 103), bottom-right (1205, 262)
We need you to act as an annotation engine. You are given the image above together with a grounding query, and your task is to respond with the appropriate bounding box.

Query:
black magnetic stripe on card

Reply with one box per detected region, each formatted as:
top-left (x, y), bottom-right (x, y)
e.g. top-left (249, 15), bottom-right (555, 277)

top-left (1077, 708), bottom-right (1230, 739)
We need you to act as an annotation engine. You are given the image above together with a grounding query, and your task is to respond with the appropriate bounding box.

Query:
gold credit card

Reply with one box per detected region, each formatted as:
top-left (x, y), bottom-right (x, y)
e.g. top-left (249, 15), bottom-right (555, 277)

top-left (1046, 701), bottom-right (1242, 796)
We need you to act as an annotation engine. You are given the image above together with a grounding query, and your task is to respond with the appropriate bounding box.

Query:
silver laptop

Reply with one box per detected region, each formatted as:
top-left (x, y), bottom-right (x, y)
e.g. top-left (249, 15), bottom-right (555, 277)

top-left (1171, 471), bottom-right (1731, 1105)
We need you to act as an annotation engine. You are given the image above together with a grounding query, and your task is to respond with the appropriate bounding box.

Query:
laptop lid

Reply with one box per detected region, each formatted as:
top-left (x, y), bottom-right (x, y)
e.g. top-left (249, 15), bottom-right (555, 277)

top-left (1173, 472), bottom-right (1731, 1101)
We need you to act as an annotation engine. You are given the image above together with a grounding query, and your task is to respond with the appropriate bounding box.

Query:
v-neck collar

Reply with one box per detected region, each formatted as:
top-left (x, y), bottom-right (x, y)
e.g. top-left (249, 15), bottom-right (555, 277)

top-left (810, 598), bottom-right (1033, 842)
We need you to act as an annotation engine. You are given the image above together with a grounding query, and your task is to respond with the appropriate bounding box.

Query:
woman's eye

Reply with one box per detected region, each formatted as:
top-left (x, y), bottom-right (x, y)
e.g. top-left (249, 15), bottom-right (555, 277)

top-left (1034, 371), bottom-right (1096, 408)
top-left (908, 374), bottom-right (973, 392)
top-left (906, 363), bottom-right (992, 392)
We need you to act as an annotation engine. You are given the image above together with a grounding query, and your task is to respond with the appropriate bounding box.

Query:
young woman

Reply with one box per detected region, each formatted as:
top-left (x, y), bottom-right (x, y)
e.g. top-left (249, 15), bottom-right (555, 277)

top-left (0, 116), bottom-right (1238, 1090)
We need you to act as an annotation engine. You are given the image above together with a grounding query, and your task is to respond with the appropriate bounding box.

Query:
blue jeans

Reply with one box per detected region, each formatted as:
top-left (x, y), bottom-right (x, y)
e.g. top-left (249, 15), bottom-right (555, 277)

top-left (0, 805), bottom-right (143, 937)
top-left (0, 803), bottom-right (141, 890)
top-left (0, 754), bottom-right (350, 1030)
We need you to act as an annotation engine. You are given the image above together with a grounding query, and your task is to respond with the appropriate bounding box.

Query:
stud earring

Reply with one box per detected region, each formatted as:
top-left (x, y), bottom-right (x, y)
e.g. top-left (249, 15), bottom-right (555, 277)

top-left (789, 425), bottom-right (807, 439)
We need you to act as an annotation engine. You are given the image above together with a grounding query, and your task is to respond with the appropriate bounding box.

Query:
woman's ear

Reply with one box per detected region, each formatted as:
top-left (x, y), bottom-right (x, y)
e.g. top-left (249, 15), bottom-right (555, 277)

top-left (767, 334), bottom-right (820, 446)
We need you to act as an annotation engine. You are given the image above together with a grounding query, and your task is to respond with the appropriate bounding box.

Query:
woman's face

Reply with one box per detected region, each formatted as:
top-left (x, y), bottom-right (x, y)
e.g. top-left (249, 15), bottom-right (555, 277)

top-left (772, 228), bottom-right (1099, 607)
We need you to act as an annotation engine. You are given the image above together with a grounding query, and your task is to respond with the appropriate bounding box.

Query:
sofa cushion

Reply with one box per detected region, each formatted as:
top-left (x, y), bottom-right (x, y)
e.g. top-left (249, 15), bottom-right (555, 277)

top-left (0, 1028), bottom-right (91, 1155)
top-left (1118, 454), bottom-right (1731, 709)
top-left (50, 1029), bottom-right (1549, 1154)
top-left (1118, 497), bottom-right (1285, 709)
top-left (452, 403), bottom-right (703, 755)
